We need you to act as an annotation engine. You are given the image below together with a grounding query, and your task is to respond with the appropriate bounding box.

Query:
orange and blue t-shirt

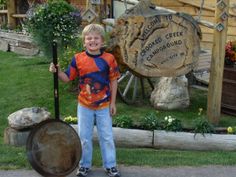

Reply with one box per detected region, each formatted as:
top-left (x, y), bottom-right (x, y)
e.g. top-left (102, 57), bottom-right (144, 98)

top-left (65, 51), bottom-right (120, 110)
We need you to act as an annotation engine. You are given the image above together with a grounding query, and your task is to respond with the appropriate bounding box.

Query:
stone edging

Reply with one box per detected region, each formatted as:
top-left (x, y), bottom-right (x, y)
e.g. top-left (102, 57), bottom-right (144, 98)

top-left (0, 31), bottom-right (39, 56)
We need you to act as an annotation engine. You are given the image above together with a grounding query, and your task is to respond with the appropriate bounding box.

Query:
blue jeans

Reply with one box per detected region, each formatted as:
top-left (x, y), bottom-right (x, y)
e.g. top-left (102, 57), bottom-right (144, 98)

top-left (77, 104), bottom-right (117, 169)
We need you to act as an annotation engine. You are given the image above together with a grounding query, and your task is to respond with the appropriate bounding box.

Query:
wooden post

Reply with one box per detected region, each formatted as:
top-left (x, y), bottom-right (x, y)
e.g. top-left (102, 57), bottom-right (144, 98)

top-left (7, 0), bottom-right (16, 29)
top-left (86, 0), bottom-right (90, 10)
top-left (207, 0), bottom-right (229, 125)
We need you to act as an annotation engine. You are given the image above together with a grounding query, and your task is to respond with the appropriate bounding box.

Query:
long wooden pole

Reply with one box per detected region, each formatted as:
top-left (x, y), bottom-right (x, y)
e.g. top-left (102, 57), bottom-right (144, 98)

top-left (207, 0), bottom-right (229, 125)
top-left (7, 0), bottom-right (16, 29)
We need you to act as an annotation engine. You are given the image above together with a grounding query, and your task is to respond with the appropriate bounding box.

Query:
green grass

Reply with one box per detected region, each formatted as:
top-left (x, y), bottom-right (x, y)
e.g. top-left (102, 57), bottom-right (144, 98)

top-left (1, 51), bottom-right (236, 170)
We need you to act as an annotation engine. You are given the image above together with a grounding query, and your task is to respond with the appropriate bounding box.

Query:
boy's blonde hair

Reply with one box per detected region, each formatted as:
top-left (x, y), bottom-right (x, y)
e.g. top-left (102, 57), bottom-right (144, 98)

top-left (82, 24), bottom-right (105, 42)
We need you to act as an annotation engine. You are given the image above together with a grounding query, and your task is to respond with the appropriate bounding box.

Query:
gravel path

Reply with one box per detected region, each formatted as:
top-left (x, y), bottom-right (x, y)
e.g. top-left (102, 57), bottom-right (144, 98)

top-left (1, 165), bottom-right (236, 177)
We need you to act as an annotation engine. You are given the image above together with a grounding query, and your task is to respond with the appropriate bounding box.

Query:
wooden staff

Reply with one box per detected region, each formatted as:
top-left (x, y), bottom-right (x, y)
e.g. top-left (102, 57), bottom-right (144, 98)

top-left (207, 0), bottom-right (229, 125)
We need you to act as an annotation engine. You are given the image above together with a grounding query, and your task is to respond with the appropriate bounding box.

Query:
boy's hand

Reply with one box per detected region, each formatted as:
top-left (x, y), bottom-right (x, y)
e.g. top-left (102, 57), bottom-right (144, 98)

top-left (49, 62), bottom-right (59, 73)
top-left (110, 103), bottom-right (117, 116)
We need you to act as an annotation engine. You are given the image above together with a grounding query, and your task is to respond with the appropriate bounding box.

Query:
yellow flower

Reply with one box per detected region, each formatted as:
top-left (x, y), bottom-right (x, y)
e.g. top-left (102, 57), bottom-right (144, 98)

top-left (227, 126), bottom-right (233, 134)
top-left (198, 108), bottom-right (203, 116)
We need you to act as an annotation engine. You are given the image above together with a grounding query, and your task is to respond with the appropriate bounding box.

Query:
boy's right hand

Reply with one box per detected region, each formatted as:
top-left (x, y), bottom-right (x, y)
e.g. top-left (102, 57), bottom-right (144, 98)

top-left (49, 63), bottom-right (58, 73)
top-left (49, 63), bottom-right (70, 82)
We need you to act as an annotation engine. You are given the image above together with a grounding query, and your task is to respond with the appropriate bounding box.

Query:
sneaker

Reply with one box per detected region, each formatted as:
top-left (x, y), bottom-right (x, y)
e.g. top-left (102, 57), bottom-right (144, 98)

top-left (76, 167), bottom-right (90, 177)
top-left (106, 167), bottom-right (121, 177)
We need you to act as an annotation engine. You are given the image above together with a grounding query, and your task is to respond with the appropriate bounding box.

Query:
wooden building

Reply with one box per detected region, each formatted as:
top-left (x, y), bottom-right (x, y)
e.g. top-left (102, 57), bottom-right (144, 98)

top-left (112, 0), bottom-right (236, 50)
top-left (151, 0), bottom-right (236, 49)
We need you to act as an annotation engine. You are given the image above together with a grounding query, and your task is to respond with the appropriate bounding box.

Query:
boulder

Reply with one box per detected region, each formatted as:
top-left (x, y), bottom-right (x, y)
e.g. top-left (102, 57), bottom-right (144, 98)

top-left (4, 127), bottom-right (31, 146)
top-left (150, 75), bottom-right (189, 110)
top-left (0, 39), bottom-right (9, 51)
top-left (7, 107), bottom-right (51, 130)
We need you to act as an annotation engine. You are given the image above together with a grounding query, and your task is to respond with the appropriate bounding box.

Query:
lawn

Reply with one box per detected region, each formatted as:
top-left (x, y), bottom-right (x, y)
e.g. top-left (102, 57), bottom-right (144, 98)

top-left (1, 51), bottom-right (236, 170)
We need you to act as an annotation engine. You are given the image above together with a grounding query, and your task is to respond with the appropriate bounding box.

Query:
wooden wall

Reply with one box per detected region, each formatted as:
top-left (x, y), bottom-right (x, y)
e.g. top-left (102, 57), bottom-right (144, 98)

top-left (151, 0), bottom-right (236, 50)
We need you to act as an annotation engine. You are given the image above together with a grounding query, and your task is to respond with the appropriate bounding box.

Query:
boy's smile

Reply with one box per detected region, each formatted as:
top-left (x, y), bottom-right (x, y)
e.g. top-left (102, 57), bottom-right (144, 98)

top-left (84, 32), bottom-right (104, 55)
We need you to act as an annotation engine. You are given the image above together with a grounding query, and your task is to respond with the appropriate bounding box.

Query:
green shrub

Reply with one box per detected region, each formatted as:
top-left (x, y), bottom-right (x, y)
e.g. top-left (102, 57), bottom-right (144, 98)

top-left (59, 37), bottom-right (84, 70)
top-left (113, 115), bottom-right (133, 128)
top-left (141, 112), bottom-right (161, 130)
top-left (0, 0), bottom-right (6, 6)
top-left (193, 108), bottom-right (215, 137)
top-left (26, 0), bottom-right (81, 58)
top-left (162, 116), bottom-right (183, 132)
top-left (193, 117), bottom-right (215, 137)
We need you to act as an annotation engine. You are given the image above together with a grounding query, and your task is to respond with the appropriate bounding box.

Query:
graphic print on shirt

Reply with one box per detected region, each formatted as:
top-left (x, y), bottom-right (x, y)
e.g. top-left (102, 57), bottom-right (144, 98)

top-left (80, 57), bottom-right (110, 107)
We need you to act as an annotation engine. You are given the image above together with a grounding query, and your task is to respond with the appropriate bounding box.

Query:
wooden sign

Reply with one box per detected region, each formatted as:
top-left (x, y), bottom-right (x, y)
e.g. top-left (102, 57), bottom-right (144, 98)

top-left (109, 1), bottom-right (202, 77)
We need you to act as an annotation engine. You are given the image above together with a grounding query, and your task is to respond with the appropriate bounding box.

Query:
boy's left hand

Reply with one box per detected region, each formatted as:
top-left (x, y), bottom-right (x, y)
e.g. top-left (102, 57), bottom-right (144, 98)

top-left (110, 104), bottom-right (117, 116)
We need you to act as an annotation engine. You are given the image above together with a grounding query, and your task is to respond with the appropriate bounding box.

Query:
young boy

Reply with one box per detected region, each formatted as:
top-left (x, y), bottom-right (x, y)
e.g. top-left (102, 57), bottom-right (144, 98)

top-left (49, 24), bottom-right (121, 177)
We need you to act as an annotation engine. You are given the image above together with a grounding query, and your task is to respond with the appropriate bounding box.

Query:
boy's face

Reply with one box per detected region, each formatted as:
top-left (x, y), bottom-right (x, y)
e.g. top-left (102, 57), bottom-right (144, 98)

top-left (84, 32), bottom-right (104, 54)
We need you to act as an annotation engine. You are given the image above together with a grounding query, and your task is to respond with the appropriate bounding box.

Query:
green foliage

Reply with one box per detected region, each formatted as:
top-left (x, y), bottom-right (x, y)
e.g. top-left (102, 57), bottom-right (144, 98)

top-left (140, 113), bottom-right (183, 132)
top-left (59, 37), bottom-right (84, 70)
top-left (26, 0), bottom-right (81, 58)
top-left (140, 112), bottom-right (161, 130)
top-left (162, 116), bottom-right (183, 132)
top-left (193, 108), bottom-right (215, 137)
top-left (0, 0), bottom-right (6, 6)
top-left (193, 118), bottom-right (215, 136)
top-left (113, 115), bottom-right (133, 128)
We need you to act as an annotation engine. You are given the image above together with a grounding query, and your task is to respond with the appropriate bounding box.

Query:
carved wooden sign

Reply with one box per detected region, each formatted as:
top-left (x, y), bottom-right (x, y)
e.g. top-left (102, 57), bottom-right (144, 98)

top-left (110, 1), bottom-right (202, 77)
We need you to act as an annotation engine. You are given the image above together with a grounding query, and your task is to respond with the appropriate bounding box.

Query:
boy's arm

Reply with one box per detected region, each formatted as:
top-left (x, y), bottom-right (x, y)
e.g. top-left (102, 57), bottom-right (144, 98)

top-left (58, 70), bottom-right (70, 83)
top-left (110, 79), bottom-right (118, 116)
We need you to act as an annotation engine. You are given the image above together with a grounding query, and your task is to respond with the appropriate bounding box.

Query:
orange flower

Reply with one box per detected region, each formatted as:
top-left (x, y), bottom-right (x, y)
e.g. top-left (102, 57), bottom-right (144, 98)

top-left (225, 41), bottom-right (236, 65)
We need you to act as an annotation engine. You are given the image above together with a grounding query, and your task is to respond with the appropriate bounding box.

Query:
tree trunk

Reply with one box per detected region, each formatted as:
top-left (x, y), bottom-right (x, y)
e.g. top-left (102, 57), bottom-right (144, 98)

top-left (154, 130), bottom-right (236, 151)
top-left (109, 0), bottom-right (201, 77)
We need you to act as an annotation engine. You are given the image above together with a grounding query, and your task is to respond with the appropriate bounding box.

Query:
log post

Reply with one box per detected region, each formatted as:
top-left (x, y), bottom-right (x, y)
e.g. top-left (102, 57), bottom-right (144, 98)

top-left (207, 0), bottom-right (229, 125)
top-left (7, 0), bottom-right (16, 29)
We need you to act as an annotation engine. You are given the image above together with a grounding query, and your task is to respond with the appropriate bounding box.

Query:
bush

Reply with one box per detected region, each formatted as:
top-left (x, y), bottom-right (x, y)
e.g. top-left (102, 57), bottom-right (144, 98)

top-left (59, 37), bottom-right (84, 70)
top-left (140, 112), bottom-right (161, 130)
top-left (0, 0), bottom-right (6, 6)
top-left (113, 115), bottom-right (133, 128)
top-left (193, 118), bottom-right (215, 137)
top-left (193, 108), bottom-right (215, 137)
top-left (26, 0), bottom-right (81, 58)
top-left (162, 116), bottom-right (183, 132)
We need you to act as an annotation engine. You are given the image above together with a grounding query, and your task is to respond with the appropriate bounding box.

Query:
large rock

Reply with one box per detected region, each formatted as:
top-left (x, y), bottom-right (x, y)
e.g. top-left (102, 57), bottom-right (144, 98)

top-left (7, 107), bottom-right (51, 130)
top-left (0, 31), bottom-right (39, 56)
top-left (4, 127), bottom-right (31, 146)
top-left (150, 75), bottom-right (189, 110)
top-left (0, 39), bottom-right (9, 51)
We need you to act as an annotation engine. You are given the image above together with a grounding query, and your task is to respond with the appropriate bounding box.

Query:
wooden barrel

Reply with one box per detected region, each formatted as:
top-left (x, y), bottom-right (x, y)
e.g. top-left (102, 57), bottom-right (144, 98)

top-left (109, 1), bottom-right (201, 77)
top-left (221, 66), bottom-right (236, 116)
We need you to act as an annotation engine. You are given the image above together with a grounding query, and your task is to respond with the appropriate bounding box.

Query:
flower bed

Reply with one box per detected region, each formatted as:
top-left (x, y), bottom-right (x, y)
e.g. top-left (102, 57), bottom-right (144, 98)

top-left (225, 40), bottom-right (236, 66)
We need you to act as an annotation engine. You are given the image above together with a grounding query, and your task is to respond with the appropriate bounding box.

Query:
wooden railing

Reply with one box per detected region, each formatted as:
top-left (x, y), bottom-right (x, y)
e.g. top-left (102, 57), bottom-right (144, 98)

top-left (12, 14), bottom-right (27, 18)
top-left (0, 9), bottom-right (8, 14)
